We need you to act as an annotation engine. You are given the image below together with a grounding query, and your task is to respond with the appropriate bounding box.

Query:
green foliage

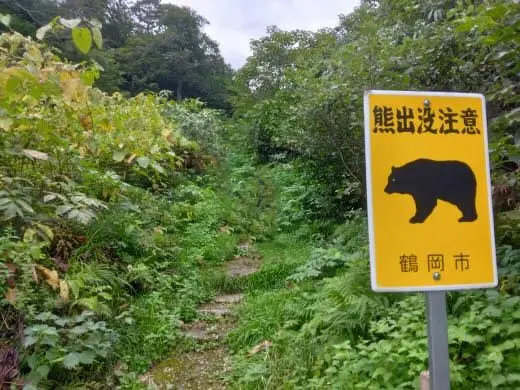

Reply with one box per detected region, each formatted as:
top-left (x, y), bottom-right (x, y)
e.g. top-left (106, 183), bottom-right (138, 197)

top-left (22, 310), bottom-right (115, 388)
top-left (495, 245), bottom-right (520, 295)
top-left (0, 29), bottom-right (250, 389)
top-left (163, 98), bottom-right (226, 157)
top-left (228, 224), bottom-right (520, 389)
top-left (113, 291), bottom-right (181, 372)
top-left (245, 235), bottom-right (311, 292)
top-left (35, 16), bottom-right (103, 54)
top-left (448, 291), bottom-right (520, 389)
top-left (2, 1), bottom-right (520, 389)
top-left (225, 4), bottom-right (520, 386)
top-left (1, 0), bottom-right (233, 108)
top-left (227, 222), bottom-right (391, 388)
top-left (66, 260), bottom-right (128, 316)
top-left (232, 0), bottom-right (519, 219)
top-left (309, 294), bottom-right (428, 390)
top-left (288, 216), bottom-right (368, 281)
top-left (308, 290), bottom-right (520, 390)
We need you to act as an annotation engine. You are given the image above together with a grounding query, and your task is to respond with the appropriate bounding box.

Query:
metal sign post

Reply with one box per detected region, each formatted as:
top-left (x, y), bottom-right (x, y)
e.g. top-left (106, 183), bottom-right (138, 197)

top-left (426, 291), bottom-right (450, 390)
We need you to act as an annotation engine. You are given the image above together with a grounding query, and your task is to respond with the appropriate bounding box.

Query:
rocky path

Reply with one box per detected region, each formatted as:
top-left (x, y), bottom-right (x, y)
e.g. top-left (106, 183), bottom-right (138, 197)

top-left (139, 242), bottom-right (261, 389)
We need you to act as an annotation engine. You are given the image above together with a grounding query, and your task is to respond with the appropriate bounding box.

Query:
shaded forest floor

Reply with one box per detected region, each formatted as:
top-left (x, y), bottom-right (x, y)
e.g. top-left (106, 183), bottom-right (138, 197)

top-left (139, 241), bottom-right (262, 389)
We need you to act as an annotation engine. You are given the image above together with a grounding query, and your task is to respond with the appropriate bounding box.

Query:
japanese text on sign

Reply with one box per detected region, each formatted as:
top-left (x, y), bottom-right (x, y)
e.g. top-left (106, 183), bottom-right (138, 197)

top-left (372, 105), bottom-right (480, 135)
top-left (364, 90), bottom-right (497, 292)
top-left (399, 253), bottom-right (471, 273)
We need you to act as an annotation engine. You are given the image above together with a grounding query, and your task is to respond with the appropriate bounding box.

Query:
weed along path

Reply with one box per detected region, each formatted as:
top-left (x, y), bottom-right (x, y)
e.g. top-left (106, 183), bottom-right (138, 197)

top-left (139, 241), bottom-right (262, 389)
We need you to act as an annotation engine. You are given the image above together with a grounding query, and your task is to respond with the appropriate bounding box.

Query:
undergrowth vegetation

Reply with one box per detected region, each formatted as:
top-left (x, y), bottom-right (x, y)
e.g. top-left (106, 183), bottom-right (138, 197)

top-left (0, 30), bottom-right (268, 389)
top-left (1, 1), bottom-right (520, 389)
top-left (224, 1), bottom-right (520, 389)
top-left (227, 217), bottom-right (520, 389)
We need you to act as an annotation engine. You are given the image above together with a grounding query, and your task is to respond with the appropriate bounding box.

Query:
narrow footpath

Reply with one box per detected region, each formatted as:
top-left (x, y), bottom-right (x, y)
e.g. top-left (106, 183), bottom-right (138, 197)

top-left (139, 241), bottom-right (262, 389)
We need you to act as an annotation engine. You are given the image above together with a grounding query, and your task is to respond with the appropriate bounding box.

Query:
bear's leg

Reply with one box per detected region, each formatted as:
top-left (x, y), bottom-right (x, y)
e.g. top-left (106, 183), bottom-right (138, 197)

top-left (458, 202), bottom-right (478, 222)
top-left (410, 197), bottom-right (437, 223)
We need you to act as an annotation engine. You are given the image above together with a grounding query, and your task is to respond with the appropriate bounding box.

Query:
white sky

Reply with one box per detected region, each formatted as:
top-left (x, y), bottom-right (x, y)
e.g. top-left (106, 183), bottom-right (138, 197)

top-left (163, 0), bottom-right (360, 69)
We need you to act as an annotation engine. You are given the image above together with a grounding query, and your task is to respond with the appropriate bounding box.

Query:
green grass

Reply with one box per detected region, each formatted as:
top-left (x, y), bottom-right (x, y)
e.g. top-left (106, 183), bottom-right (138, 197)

top-left (222, 233), bottom-right (315, 388)
top-left (244, 234), bottom-right (311, 291)
top-left (201, 234), bottom-right (312, 296)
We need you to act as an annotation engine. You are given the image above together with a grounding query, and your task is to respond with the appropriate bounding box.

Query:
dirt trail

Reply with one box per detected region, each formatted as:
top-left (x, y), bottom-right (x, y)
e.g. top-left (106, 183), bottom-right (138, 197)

top-left (139, 242), bottom-right (261, 389)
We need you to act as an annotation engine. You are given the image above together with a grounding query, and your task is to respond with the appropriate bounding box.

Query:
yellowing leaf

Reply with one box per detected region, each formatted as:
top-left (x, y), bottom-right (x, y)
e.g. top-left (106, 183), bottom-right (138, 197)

top-left (72, 27), bottom-right (92, 54)
top-left (59, 69), bottom-right (81, 83)
top-left (162, 129), bottom-right (174, 143)
top-left (35, 222), bottom-right (54, 241)
top-left (80, 115), bottom-right (93, 130)
top-left (248, 340), bottom-right (272, 356)
top-left (61, 78), bottom-right (87, 104)
top-left (5, 288), bottom-right (16, 305)
top-left (36, 23), bottom-right (53, 40)
top-left (25, 45), bottom-right (44, 63)
top-left (59, 280), bottom-right (70, 301)
top-left (35, 264), bottom-right (60, 290)
top-left (0, 118), bottom-right (13, 131)
top-left (23, 228), bottom-right (36, 242)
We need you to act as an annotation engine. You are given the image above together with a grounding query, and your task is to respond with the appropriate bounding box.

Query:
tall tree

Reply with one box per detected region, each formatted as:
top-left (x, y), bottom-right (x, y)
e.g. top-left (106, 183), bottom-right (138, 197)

top-left (0, 0), bottom-right (233, 109)
top-left (131, 0), bottom-right (161, 33)
top-left (117, 3), bottom-right (233, 109)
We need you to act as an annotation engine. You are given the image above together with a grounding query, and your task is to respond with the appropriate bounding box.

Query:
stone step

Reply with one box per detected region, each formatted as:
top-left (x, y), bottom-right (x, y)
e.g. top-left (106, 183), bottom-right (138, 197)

top-left (182, 320), bottom-right (215, 339)
top-left (197, 306), bottom-right (232, 317)
top-left (182, 319), bottom-right (235, 343)
top-left (226, 257), bottom-right (260, 277)
top-left (213, 294), bottom-right (244, 304)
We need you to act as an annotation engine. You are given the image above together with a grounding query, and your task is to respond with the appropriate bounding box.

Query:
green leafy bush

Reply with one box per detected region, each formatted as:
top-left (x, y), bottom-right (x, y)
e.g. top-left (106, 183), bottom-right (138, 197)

top-left (22, 311), bottom-right (115, 388)
top-left (113, 292), bottom-right (181, 372)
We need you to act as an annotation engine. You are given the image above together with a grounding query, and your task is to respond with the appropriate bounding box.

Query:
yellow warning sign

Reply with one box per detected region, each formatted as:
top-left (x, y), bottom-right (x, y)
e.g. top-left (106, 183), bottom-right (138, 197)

top-left (364, 90), bottom-right (497, 292)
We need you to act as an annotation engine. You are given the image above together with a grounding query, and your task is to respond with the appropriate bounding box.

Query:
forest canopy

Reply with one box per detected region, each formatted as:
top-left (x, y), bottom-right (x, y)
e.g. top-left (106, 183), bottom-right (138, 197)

top-left (0, 0), bottom-right (234, 109)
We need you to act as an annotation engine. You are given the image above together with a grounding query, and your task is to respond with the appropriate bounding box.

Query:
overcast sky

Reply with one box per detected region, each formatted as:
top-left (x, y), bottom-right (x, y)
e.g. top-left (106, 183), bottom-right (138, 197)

top-left (164, 0), bottom-right (360, 69)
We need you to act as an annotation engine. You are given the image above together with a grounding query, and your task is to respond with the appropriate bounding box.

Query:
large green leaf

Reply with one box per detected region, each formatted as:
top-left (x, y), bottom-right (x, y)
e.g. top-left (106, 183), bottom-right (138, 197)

top-left (72, 27), bottom-right (92, 54)
top-left (78, 351), bottom-right (96, 364)
top-left (63, 352), bottom-right (81, 369)
top-left (112, 151), bottom-right (126, 162)
top-left (136, 156), bottom-right (150, 168)
top-left (92, 27), bottom-right (103, 49)
top-left (36, 365), bottom-right (50, 379)
top-left (0, 14), bottom-right (11, 27)
top-left (151, 162), bottom-right (165, 174)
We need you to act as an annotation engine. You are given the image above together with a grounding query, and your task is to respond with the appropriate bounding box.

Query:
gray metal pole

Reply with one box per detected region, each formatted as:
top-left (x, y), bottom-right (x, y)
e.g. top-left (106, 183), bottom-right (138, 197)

top-left (426, 291), bottom-right (451, 390)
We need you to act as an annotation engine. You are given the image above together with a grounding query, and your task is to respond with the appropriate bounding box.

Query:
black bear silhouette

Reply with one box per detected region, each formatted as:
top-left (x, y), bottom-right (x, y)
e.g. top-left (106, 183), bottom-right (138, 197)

top-left (385, 159), bottom-right (478, 223)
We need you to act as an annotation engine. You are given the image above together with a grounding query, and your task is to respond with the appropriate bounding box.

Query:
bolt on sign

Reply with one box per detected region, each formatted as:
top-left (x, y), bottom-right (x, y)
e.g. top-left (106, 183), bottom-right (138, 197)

top-left (364, 90), bottom-right (497, 292)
